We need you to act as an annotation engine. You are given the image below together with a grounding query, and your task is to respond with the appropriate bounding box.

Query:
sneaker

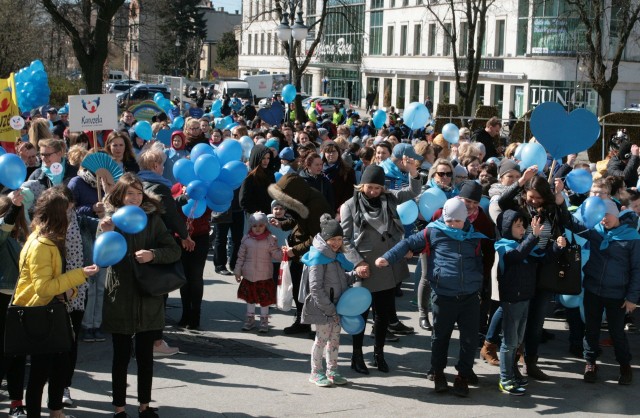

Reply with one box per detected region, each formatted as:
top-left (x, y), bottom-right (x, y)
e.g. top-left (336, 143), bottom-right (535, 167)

top-left (94, 329), bottom-right (107, 342)
top-left (452, 375), bottom-right (469, 397)
top-left (139, 407), bottom-right (159, 418)
top-left (242, 315), bottom-right (256, 331)
top-left (624, 322), bottom-right (636, 332)
top-left (153, 340), bottom-right (179, 357)
top-left (258, 316), bottom-right (269, 333)
top-left (62, 387), bottom-right (73, 406)
top-left (388, 321), bottom-right (414, 335)
top-left (82, 328), bottom-right (96, 343)
top-left (499, 380), bottom-right (526, 396)
top-left (434, 371), bottom-right (448, 393)
top-left (327, 371), bottom-right (348, 385)
top-left (308, 372), bottom-right (332, 387)
top-left (215, 267), bottom-right (233, 276)
top-left (584, 363), bottom-right (598, 383)
top-left (8, 405), bottom-right (27, 418)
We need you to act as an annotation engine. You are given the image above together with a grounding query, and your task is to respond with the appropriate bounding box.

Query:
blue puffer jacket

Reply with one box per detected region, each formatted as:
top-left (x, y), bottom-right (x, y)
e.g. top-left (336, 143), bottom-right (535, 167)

top-left (563, 207), bottom-right (640, 302)
top-left (381, 218), bottom-right (486, 296)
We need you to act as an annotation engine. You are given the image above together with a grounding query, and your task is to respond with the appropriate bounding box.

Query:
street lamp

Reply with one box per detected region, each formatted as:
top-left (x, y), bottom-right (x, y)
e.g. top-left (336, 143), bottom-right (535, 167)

top-left (175, 37), bottom-right (181, 77)
top-left (276, 1), bottom-right (308, 85)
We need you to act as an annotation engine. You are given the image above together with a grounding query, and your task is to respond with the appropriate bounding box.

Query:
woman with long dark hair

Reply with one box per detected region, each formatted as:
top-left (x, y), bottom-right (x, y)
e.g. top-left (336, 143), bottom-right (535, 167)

top-left (104, 131), bottom-right (139, 173)
top-left (299, 152), bottom-right (335, 210)
top-left (321, 141), bottom-right (356, 212)
top-left (239, 144), bottom-right (276, 216)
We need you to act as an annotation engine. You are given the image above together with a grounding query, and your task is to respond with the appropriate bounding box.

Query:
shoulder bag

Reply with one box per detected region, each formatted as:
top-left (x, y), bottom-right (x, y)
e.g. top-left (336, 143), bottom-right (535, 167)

top-left (132, 255), bottom-right (186, 296)
top-left (537, 233), bottom-right (582, 295)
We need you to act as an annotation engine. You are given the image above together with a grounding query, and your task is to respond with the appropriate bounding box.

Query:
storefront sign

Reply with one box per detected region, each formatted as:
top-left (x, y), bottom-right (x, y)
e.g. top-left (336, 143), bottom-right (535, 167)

top-left (529, 84), bottom-right (598, 112)
top-left (457, 58), bottom-right (504, 72)
top-left (316, 37), bottom-right (354, 57)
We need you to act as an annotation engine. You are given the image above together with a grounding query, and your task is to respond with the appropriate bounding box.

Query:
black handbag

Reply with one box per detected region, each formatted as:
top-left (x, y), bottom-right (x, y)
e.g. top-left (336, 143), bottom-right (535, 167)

top-left (132, 256), bottom-right (187, 296)
top-left (537, 234), bottom-right (582, 295)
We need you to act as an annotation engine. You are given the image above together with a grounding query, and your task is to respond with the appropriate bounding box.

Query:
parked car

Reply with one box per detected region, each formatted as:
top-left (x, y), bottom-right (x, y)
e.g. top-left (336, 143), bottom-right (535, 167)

top-left (108, 79), bottom-right (142, 93)
top-left (259, 92), bottom-right (310, 109)
top-left (117, 83), bottom-right (170, 107)
top-left (301, 96), bottom-right (350, 114)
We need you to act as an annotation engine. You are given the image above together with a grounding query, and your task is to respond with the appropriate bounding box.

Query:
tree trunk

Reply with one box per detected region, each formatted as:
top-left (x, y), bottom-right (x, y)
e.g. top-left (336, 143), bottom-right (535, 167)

top-left (293, 66), bottom-right (307, 123)
top-left (597, 88), bottom-right (612, 116)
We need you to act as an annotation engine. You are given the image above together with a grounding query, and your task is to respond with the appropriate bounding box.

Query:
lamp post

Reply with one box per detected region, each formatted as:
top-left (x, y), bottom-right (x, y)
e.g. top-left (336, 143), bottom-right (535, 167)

top-left (276, 1), bottom-right (308, 86)
top-left (175, 37), bottom-right (181, 77)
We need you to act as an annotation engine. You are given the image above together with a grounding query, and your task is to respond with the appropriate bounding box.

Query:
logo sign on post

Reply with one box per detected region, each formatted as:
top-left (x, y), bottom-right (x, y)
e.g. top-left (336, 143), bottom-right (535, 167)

top-left (69, 94), bottom-right (118, 131)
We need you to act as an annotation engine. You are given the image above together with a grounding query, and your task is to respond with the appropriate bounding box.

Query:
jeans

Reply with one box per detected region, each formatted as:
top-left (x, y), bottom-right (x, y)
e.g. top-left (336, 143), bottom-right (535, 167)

top-left (352, 288), bottom-right (395, 352)
top-left (524, 289), bottom-right (553, 359)
top-left (583, 290), bottom-right (631, 365)
top-left (111, 331), bottom-right (155, 407)
top-left (430, 292), bottom-right (480, 376)
top-left (486, 306), bottom-right (503, 344)
top-left (416, 253), bottom-right (431, 318)
top-left (499, 301), bottom-right (529, 382)
top-left (213, 211), bottom-right (244, 271)
top-left (81, 268), bottom-right (106, 330)
top-left (565, 306), bottom-right (584, 348)
top-left (180, 234), bottom-right (209, 319)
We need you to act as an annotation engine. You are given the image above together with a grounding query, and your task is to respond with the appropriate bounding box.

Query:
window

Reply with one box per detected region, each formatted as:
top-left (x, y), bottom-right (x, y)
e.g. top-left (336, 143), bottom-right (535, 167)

top-left (443, 23), bottom-right (452, 56)
top-left (440, 81), bottom-right (450, 103)
top-left (391, 0), bottom-right (395, 7)
top-left (369, 11), bottom-right (383, 55)
top-left (459, 21), bottom-right (468, 56)
top-left (403, 0), bottom-right (409, 5)
top-left (493, 84), bottom-right (504, 115)
top-left (248, 34), bottom-right (252, 54)
top-left (397, 79), bottom-right (406, 108)
top-left (413, 24), bottom-right (422, 55)
top-left (400, 25), bottom-right (408, 55)
top-left (428, 23), bottom-right (436, 56)
top-left (371, 0), bottom-right (384, 8)
top-left (254, 33), bottom-right (258, 55)
top-left (306, 0), bottom-right (317, 29)
top-left (267, 33), bottom-right (271, 55)
top-left (260, 33), bottom-right (264, 55)
top-left (516, 0), bottom-right (528, 56)
top-left (249, 1), bottom-right (253, 19)
top-left (387, 26), bottom-right (395, 55)
top-left (426, 80), bottom-right (434, 100)
top-left (410, 80), bottom-right (420, 102)
top-left (495, 19), bottom-right (505, 56)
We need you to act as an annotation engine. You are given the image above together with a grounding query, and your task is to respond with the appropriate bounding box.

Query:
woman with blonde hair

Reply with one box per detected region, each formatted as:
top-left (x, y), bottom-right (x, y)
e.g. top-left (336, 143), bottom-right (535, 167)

top-left (28, 118), bottom-right (52, 149)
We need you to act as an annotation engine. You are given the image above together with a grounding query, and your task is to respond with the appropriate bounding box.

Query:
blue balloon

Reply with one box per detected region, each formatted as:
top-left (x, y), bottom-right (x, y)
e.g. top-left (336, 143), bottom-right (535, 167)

top-left (206, 198), bottom-right (231, 212)
top-left (226, 122), bottom-right (239, 130)
top-left (194, 154), bottom-right (221, 182)
top-left (211, 99), bottom-right (222, 111)
top-left (403, 102), bottom-right (431, 130)
top-left (479, 196), bottom-right (490, 214)
top-left (134, 121), bottom-right (153, 141)
top-left (239, 135), bottom-right (254, 160)
top-left (579, 196), bottom-right (607, 229)
top-left (397, 200), bottom-right (418, 225)
top-left (336, 287), bottom-right (372, 316)
top-left (30, 60), bottom-right (45, 72)
top-left (0, 154), bottom-right (27, 190)
top-left (442, 123), bottom-right (459, 144)
top-left (218, 160), bottom-right (248, 189)
top-left (519, 142), bottom-right (547, 173)
top-left (93, 231), bottom-right (127, 267)
top-left (282, 84), bottom-right (297, 104)
top-left (418, 187), bottom-right (447, 220)
top-left (274, 172), bottom-right (283, 182)
top-left (216, 139), bottom-right (243, 165)
top-left (191, 143), bottom-right (215, 162)
top-left (172, 116), bottom-right (185, 130)
top-left (372, 109), bottom-right (386, 129)
top-left (0, 146), bottom-right (5, 156)
top-left (565, 168), bottom-right (592, 194)
top-left (206, 180), bottom-right (233, 205)
top-left (514, 143), bottom-right (525, 160)
top-left (340, 315), bottom-right (365, 335)
top-left (153, 92), bottom-right (164, 103)
top-left (186, 180), bottom-right (208, 200)
top-left (112, 205), bottom-right (148, 234)
top-left (182, 198), bottom-right (207, 218)
top-left (173, 158), bottom-right (197, 185)
top-left (559, 293), bottom-right (583, 309)
top-left (487, 157), bottom-right (501, 166)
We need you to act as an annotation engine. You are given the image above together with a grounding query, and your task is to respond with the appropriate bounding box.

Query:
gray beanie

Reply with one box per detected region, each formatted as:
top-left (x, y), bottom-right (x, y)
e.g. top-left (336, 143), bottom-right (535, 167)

top-left (248, 212), bottom-right (268, 227)
top-left (499, 159), bottom-right (521, 178)
top-left (320, 213), bottom-right (344, 240)
top-left (604, 199), bottom-right (619, 216)
top-left (443, 198), bottom-right (468, 222)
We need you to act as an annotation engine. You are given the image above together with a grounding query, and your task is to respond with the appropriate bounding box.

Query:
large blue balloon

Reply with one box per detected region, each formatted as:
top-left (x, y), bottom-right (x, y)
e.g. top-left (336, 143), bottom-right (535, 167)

top-left (173, 158), bottom-right (197, 185)
top-left (186, 180), bottom-right (208, 200)
top-left (206, 180), bottom-right (233, 205)
top-left (565, 168), bottom-right (592, 194)
top-left (519, 142), bottom-right (547, 173)
top-left (93, 231), bottom-right (127, 267)
top-left (579, 196), bottom-right (606, 229)
top-left (172, 116), bottom-right (185, 130)
top-left (182, 198), bottom-right (207, 218)
top-left (442, 123), bottom-right (460, 144)
top-left (282, 84), bottom-right (297, 104)
top-left (218, 160), bottom-right (249, 189)
top-left (340, 315), bottom-right (365, 335)
top-left (336, 287), bottom-right (372, 316)
top-left (216, 139), bottom-right (243, 165)
top-left (418, 187), bottom-right (447, 220)
top-left (191, 143), bottom-right (215, 162)
top-left (239, 135), bottom-right (254, 160)
top-left (206, 198), bottom-right (231, 212)
top-left (372, 109), bottom-right (386, 129)
top-left (112, 205), bottom-right (148, 234)
top-left (134, 121), bottom-right (153, 141)
top-left (559, 292), bottom-right (583, 309)
top-left (0, 154), bottom-right (27, 190)
top-left (397, 200), bottom-right (418, 225)
top-left (514, 143), bottom-right (525, 160)
top-left (403, 102), bottom-right (431, 130)
top-left (194, 154), bottom-right (221, 182)
top-left (0, 146), bottom-right (5, 156)
top-left (211, 99), bottom-right (223, 111)
top-left (153, 92), bottom-right (164, 103)
top-left (216, 116), bottom-right (234, 130)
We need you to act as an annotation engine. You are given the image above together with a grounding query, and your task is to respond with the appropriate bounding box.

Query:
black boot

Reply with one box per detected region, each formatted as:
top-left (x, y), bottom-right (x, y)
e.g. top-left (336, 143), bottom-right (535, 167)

top-left (177, 310), bottom-right (190, 327)
top-left (351, 350), bottom-right (369, 375)
top-left (283, 312), bottom-right (311, 335)
top-left (371, 347), bottom-right (389, 373)
top-left (187, 309), bottom-right (200, 330)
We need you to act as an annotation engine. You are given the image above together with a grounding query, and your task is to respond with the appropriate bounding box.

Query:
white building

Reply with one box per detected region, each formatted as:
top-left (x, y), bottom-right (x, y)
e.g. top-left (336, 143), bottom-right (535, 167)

top-left (238, 0), bottom-right (640, 118)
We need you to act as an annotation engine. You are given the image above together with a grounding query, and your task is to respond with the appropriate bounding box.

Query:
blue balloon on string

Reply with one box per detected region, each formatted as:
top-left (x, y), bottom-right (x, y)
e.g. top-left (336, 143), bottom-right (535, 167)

top-left (559, 292), bottom-right (583, 309)
top-left (173, 158), bottom-right (197, 185)
top-left (397, 200), bottom-right (418, 225)
top-left (206, 180), bottom-right (233, 205)
top-left (403, 102), bottom-right (431, 129)
top-left (182, 198), bottom-right (207, 218)
top-left (340, 315), bottom-right (365, 335)
top-left (418, 187), bottom-right (447, 220)
top-left (112, 205), bottom-right (148, 234)
top-left (519, 142), bottom-right (547, 173)
top-left (282, 84), bottom-right (297, 104)
top-left (172, 116), bottom-right (185, 129)
top-left (186, 180), bottom-right (208, 200)
top-left (216, 139), bottom-right (243, 164)
top-left (218, 160), bottom-right (249, 189)
top-left (93, 231), bottom-right (127, 267)
top-left (442, 123), bottom-right (459, 144)
top-left (372, 109), bottom-right (386, 129)
top-left (336, 287), bottom-right (372, 316)
top-left (0, 154), bottom-right (27, 190)
top-left (191, 143), bottom-right (215, 162)
top-left (578, 196), bottom-right (607, 229)
top-left (565, 169), bottom-right (592, 194)
top-left (194, 154), bottom-right (221, 182)
top-left (206, 198), bottom-right (231, 212)
top-left (134, 121), bottom-right (153, 141)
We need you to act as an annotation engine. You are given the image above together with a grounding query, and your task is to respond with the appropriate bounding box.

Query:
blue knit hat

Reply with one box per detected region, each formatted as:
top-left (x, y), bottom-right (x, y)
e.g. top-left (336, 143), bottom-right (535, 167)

top-left (279, 147), bottom-right (295, 161)
top-left (265, 138), bottom-right (280, 152)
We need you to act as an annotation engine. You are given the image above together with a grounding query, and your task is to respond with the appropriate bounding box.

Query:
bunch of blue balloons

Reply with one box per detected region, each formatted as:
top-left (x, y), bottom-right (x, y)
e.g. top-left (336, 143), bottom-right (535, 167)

top-left (173, 140), bottom-right (248, 217)
top-left (154, 92), bottom-right (175, 114)
top-left (336, 287), bottom-right (372, 335)
top-left (15, 60), bottom-right (50, 112)
top-left (93, 206), bottom-right (148, 267)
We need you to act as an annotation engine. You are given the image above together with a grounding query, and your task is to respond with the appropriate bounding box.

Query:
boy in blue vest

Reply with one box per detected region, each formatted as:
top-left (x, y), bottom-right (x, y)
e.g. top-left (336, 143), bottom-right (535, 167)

top-left (494, 210), bottom-right (566, 395)
top-left (375, 198), bottom-right (486, 397)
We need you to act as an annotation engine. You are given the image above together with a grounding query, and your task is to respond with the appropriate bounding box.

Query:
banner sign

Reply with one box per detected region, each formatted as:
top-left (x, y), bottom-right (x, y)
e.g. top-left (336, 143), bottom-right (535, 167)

top-left (69, 93), bottom-right (118, 131)
top-left (0, 73), bottom-right (21, 142)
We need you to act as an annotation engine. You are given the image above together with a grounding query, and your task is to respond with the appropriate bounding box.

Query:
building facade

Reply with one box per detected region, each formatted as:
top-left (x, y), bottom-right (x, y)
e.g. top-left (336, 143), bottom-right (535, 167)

top-left (238, 0), bottom-right (640, 118)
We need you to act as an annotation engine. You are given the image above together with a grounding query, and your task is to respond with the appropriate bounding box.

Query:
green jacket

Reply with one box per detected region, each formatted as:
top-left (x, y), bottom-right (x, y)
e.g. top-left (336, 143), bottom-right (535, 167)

top-left (102, 206), bottom-right (181, 335)
top-left (0, 217), bottom-right (21, 292)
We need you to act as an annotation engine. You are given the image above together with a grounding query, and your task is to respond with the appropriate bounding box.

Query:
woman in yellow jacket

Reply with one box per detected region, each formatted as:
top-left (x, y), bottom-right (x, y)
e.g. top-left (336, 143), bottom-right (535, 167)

top-left (13, 188), bottom-right (99, 418)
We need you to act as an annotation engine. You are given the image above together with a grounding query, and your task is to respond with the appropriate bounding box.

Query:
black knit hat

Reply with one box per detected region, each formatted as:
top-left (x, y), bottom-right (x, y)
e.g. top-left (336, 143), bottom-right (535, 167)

top-left (320, 213), bottom-right (343, 240)
top-left (457, 180), bottom-right (483, 202)
top-left (360, 165), bottom-right (386, 186)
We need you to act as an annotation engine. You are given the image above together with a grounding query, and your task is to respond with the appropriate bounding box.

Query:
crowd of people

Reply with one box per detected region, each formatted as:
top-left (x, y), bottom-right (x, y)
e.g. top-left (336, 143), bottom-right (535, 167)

top-left (0, 96), bottom-right (638, 417)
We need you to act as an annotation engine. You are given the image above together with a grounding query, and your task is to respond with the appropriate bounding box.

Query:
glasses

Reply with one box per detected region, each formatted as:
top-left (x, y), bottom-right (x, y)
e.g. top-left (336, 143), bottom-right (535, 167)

top-left (436, 171), bottom-right (453, 177)
top-left (591, 190), bottom-right (609, 197)
top-left (232, 134), bottom-right (240, 138)
top-left (40, 151), bottom-right (59, 158)
top-left (188, 127), bottom-right (201, 131)
top-left (305, 125), bottom-right (314, 129)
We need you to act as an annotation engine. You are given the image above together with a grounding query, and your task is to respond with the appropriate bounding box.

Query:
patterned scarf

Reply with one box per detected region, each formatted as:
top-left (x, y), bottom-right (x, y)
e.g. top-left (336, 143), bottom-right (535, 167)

top-left (79, 169), bottom-right (97, 189)
top-left (66, 212), bottom-right (87, 312)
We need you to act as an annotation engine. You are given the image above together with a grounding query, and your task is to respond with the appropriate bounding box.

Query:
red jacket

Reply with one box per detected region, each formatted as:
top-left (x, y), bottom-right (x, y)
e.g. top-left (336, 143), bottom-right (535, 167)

top-left (171, 183), bottom-right (211, 237)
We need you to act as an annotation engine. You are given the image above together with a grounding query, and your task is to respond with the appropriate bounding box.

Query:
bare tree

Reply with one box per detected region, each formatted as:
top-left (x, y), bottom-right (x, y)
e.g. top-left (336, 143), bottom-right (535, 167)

top-left (566, 0), bottom-right (640, 115)
top-left (424, 0), bottom-right (494, 119)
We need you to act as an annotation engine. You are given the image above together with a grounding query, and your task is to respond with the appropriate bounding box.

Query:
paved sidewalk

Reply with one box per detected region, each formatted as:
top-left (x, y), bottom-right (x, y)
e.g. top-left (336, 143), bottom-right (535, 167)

top-left (4, 257), bottom-right (638, 417)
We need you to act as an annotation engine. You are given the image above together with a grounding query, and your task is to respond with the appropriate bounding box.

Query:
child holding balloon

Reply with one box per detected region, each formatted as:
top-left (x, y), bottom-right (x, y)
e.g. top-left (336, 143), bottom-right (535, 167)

top-left (300, 214), bottom-right (360, 387)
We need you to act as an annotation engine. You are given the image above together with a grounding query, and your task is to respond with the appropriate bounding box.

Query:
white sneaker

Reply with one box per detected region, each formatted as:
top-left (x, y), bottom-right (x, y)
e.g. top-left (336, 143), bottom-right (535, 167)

top-left (62, 387), bottom-right (73, 406)
top-left (153, 340), bottom-right (179, 357)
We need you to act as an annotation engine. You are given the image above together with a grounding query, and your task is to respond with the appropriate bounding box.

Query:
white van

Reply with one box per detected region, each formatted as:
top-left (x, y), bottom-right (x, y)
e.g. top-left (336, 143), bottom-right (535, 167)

top-left (108, 70), bottom-right (127, 83)
top-left (215, 80), bottom-right (253, 101)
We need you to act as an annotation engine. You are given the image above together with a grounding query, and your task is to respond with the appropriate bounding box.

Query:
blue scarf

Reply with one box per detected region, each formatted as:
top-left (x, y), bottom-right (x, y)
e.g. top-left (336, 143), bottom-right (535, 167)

top-left (427, 219), bottom-right (487, 242)
top-left (494, 238), bottom-right (543, 273)
top-left (137, 170), bottom-right (173, 188)
top-left (427, 177), bottom-right (457, 198)
top-left (594, 222), bottom-right (640, 250)
top-left (42, 158), bottom-right (66, 185)
top-left (301, 246), bottom-right (354, 271)
top-left (380, 159), bottom-right (406, 181)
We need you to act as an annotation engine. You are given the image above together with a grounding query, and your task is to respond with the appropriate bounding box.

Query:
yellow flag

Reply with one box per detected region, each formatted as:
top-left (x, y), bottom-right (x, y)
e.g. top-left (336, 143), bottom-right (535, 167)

top-left (0, 73), bottom-right (21, 142)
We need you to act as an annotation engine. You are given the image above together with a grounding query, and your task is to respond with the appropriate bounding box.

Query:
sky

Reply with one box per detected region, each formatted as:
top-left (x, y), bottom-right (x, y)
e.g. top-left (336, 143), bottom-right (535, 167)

top-left (212, 0), bottom-right (242, 13)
